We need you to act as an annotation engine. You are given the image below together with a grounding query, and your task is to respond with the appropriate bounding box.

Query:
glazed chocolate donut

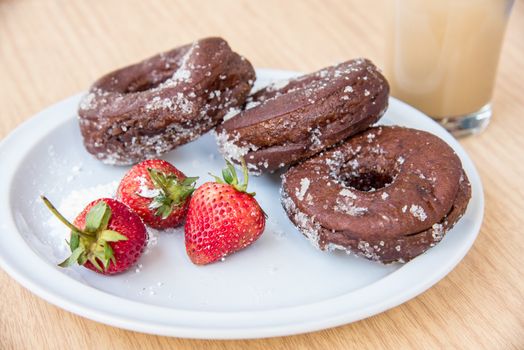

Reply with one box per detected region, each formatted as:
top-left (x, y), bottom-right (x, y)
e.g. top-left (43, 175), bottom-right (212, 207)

top-left (78, 37), bottom-right (255, 165)
top-left (214, 58), bottom-right (389, 174)
top-left (281, 126), bottom-right (471, 263)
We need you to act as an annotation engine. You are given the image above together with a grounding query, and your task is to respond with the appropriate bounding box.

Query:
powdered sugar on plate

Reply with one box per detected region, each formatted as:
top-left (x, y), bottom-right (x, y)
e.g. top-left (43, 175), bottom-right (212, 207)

top-left (44, 181), bottom-right (120, 255)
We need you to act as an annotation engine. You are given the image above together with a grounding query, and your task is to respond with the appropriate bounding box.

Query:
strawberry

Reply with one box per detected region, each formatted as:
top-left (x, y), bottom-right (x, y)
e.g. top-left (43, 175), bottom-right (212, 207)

top-left (42, 196), bottom-right (147, 274)
top-left (184, 159), bottom-right (266, 265)
top-left (116, 159), bottom-right (198, 229)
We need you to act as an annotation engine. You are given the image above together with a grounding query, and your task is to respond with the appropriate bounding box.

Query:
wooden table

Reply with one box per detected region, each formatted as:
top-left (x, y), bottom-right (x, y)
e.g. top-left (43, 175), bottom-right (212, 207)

top-left (1, 1), bottom-right (523, 349)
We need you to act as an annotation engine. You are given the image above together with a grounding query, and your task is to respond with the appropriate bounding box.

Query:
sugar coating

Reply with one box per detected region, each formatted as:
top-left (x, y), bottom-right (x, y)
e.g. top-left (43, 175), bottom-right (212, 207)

top-left (335, 196), bottom-right (368, 216)
top-left (281, 188), bottom-right (321, 249)
top-left (135, 175), bottom-right (160, 199)
top-left (357, 241), bottom-right (381, 261)
top-left (325, 243), bottom-right (352, 255)
top-left (339, 188), bottom-right (357, 199)
top-left (409, 204), bottom-right (427, 221)
top-left (222, 107), bottom-right (241, 121)
top-left (80, 39), bottom-right (254, 166)
top-left (45, 181), bottom-right (120, 254)
top-left (431, 223), bottom-right (445, 241)
top-left (295, 178), bottom-right (310, 201)
top-left (214, 130), bottom-right (259, 167)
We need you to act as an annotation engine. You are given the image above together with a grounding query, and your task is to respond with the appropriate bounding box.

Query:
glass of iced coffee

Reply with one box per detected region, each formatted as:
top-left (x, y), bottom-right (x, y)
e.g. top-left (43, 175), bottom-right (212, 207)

top-left (386, 0), bottom-right (514, 136)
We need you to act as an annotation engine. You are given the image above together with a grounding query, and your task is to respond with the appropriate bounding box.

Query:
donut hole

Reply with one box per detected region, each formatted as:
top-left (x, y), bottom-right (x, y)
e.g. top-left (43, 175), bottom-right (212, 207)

top-left (340, 170), bottom-right (394, 192)
top-left (98, 69), bottom-right (177, 94)
top-left (124, 71), bottom-right (176, 93)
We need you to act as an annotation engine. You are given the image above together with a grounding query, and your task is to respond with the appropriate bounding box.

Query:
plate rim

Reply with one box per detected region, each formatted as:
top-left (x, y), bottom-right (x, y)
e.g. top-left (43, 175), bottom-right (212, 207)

top-left (0, 68), bottom-right (484, 339)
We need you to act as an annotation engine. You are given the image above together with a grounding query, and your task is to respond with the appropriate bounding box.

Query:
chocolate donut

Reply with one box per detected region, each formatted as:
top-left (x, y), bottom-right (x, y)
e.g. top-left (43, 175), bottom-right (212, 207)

top-left (214, 58), bottom-right (389, 174)
top-left (78, 37), bottom-right (255, 165)
top-left (281, 126), bottom-right (471, 263)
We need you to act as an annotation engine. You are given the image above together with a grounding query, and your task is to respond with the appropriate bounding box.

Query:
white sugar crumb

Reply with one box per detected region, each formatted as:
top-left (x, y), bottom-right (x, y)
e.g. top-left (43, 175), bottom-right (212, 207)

top-left (143, 228), bottom-right (159, 254)
top-left (432, 223), bottom-right (445, 241)
top-left (409, 204), bottom-right (427, 221)
top-left (295, 178), bottom-right (310, 201)
top-left (79, 92), bottom-right (96, 110)
top-left (339, 188), bottom-right (357, 199)
top-left (381, 192), bottom-right (389, 200)
top-left (326, 243), bottom-right (351, 255)
top-left (395, 245), bottom-right (401, 252)
top-left (348, 159), bottom-right (359, 169)
top-left (397, 156), bottom-right (405, 165)
top-left (335, 197), bottom-right (367, 216)
top-left (340, 95), bottom-right (350, 101)
top-left (310, 128), bottom-right (323, 149)
top-left (171, 44), bottom-right (195, 82)
top-left (176, 92), bottom-right (193, 114)
top-left (305, 193), bottom-right (314, 205)
top-left (367, 133), bottom-right (375, 142)
top-left (214, 130), bottom-right (259, 166)
top-left (281, 190), bottom-right (321, 249)
top-left (401, 205), bottom-right (407, 213)
top-left (55, 181), bottom-right (119, 219)
top-left (144, 226), bottom-right (180, 255)
top-left (45, 181), bottom-right (120, 254)
top-left (245, 100), bottom-right (261, 110)
top-left (136, 175), bottom-right (160, 198)
top-left (344, 86), bottom-right (353, 93)
top-left (222, 107), bottom-right (241, 121)
top-left (364, 89), bottom-right (370, 96)
top-left (318, 70), bottom-right (328, 78)
top-left (144, 93), bottom-right (193, 114)
top-left (172, 64), bottom-right (190, 81)
top-left (357, 240), bottom-right (380, 261)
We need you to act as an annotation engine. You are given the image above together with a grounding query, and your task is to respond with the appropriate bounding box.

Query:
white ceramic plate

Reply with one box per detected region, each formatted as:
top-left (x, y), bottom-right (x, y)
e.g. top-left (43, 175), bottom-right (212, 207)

top-left (0, 69), bottom-right (483, 339)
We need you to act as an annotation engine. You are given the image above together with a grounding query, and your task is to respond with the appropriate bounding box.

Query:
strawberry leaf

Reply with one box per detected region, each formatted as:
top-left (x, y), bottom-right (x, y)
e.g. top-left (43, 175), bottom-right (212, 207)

top-left (222, 168), bottom-right (234, 184)
top-left (85, 201), bottom-right (111, 233)
top-left (148, 168), bottom-right (170, 191)
top-left (145, 168), bottom-right (198, 220)
top-left (157, 205), bottom-right (173, 220)
top-left (69, 231), bottom-right (80, 252)
top-left (104, 243), bottom-right (113, 261)
top-left (78, 252), bottom-right (88, 265)
top-left (88, 256), bottom-right (104, 272)
top-left (182, 177), bottom-right (199, 186)
top-left (211, 158), bottom-right (252, 194)
top-left (99, 230), bottom-right (128, 242)
top-left (58, 246), bottom-right (85, 268)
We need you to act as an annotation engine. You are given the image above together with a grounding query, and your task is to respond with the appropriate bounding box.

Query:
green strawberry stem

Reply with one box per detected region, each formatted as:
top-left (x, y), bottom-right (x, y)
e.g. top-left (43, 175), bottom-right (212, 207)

top-left (145, 168), bottom-right (198, 219)
top-left (41, 196), bottom-right (92, 239)
top-left (41, 196), bottom-right (127, 272)
top-left (211, 158), bottom-right (255, 196)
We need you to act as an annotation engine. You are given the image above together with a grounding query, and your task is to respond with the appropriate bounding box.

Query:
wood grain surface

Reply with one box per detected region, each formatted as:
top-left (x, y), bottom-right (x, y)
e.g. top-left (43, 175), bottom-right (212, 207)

top-left (1, 1), bottom-right (523, 349)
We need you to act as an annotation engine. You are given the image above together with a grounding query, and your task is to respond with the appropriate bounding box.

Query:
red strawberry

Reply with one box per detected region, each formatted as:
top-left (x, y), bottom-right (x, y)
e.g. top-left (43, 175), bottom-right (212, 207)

top-left (116, 159), bottom-right (198, 229)
top-left (42, 196), bottom-right (147, 274)
top-left (184, 159), bottom-right (266, 265)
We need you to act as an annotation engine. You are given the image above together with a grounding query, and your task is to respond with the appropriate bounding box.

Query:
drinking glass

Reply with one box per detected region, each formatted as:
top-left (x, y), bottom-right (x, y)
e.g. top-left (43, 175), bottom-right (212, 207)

top-left (386, 0), bottom-right (515, 136)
